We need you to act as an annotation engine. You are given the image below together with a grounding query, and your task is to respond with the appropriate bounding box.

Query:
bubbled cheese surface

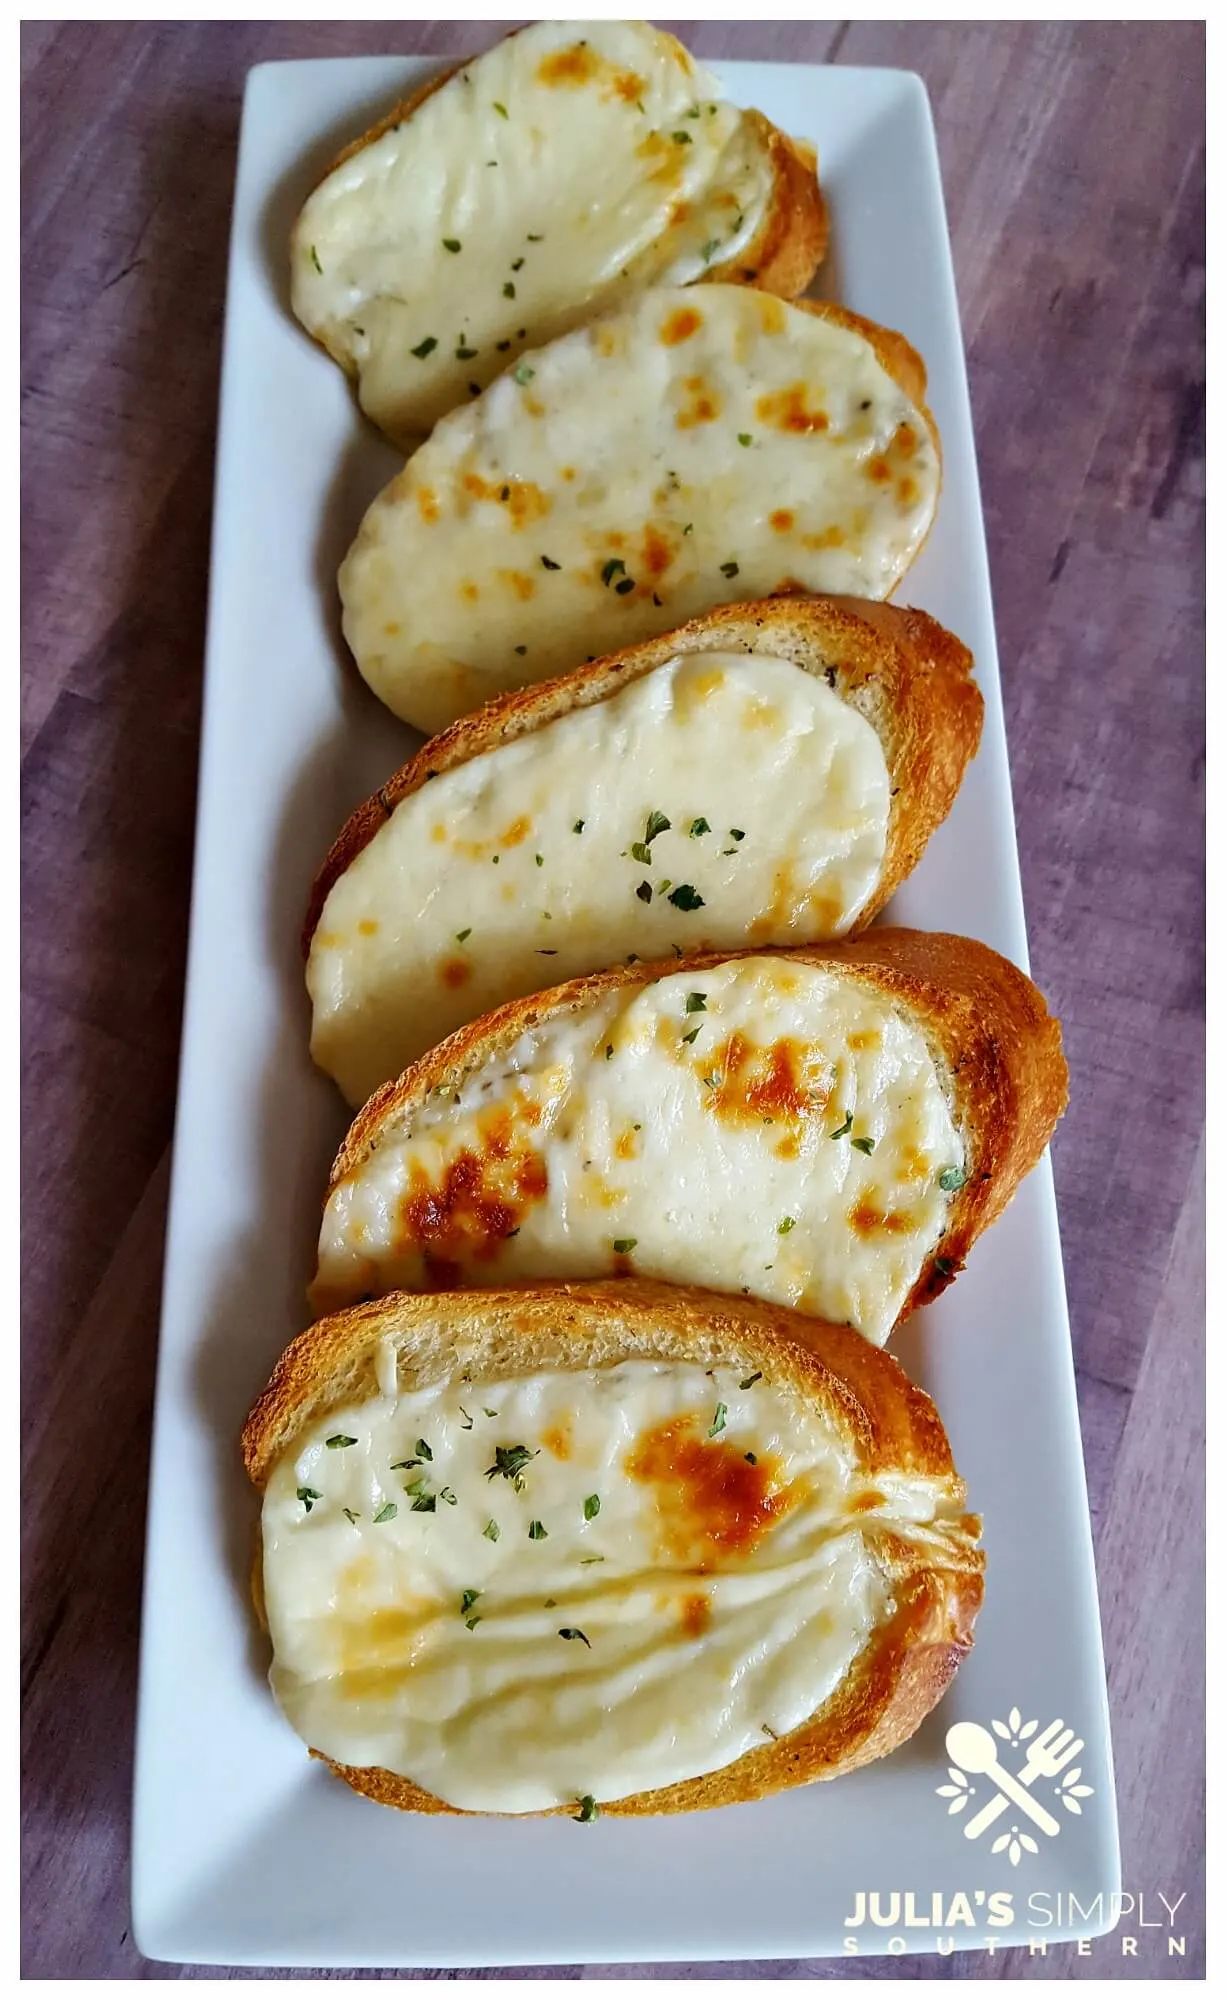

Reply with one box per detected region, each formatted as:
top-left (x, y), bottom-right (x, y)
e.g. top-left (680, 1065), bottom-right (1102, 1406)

top-left (260, 1354), bottom-right (927, 1812)
top-left (312, 957), bottom-right (963, 1344)
top-left (339, 286), bottom-right (939, 732)
top-left (291, 21), bottom-right (775, 444)
top-left (308, 650), bottom-right (891, 1105)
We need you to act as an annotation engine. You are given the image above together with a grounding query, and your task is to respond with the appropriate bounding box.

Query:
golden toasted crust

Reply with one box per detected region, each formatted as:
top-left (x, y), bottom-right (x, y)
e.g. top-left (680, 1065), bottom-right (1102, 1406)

top-left (303, 594), bottom-right (982, 953)
top-left (321, 932), bottom-right (1067, 1325)
top-left (241, 1281), bottom-right (984, 1816)
top-left (700, 110), bottom-right (829, 297)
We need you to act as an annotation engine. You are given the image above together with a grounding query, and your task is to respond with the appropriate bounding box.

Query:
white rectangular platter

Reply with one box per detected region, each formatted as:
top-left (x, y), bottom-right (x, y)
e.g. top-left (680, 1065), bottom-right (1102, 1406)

top-left (131, 53), bottom-right (1121, 1968)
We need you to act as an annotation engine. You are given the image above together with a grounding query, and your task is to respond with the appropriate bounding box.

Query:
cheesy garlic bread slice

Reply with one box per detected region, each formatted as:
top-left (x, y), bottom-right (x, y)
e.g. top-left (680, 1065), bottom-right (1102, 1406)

top-left (310, 933), bottom-right (1067, 1345)
top-left (307, 596), bottom-right (982, 1105)
top-left (243, 1282), bottom-right (984, 1816)
top-left (291, 20), bottom-right (826, 446)
top-left (339, 288), bottom-right (941, 733)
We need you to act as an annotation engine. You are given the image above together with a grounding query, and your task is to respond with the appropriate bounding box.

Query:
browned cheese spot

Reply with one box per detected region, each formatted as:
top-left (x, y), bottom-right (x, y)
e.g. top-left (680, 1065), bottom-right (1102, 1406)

top-left (626, 1415), bottom-right (791, 1568)
top-left (700, 1029), bottom-right (832, 1129)
top-left (676, 374), bottom-right (721, 429)
top-left (395, 1106), bottom-right (549, 1281)
top-left (755, 384), bottom-right (830, 434)
top-left (849, 1195), bottom-right (912, 1237)
top-left (536, 43), bottom-right (645, 103)
top-left (680, 1591), bottom-right (711, 1637)
top-left (462, 472), bottom-right (552, 528)
top-left (660, 305), bottom-right (704, 347)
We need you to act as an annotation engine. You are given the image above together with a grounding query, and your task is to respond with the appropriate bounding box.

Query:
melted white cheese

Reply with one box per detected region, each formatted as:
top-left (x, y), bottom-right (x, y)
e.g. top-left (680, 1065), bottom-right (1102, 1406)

top-left (312, 958), bottom-right (962, 1343)
top-left (340, 285), bottom-right (939, 732)
top-left (308, 651), bottom-right (891, 1105)
top-left (291, 21), bottom-right (775, 445)
top-left (260, 1358), bottom-right (920, 1812)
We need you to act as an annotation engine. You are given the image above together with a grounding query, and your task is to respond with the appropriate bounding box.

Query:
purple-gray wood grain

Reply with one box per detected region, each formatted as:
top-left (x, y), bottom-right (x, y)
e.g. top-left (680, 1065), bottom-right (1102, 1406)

top-left (20, 18), bottom-right (1205, 1981)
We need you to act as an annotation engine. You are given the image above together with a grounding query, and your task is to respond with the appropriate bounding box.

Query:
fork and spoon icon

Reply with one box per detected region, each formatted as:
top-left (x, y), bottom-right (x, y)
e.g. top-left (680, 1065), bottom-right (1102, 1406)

top-left (945, 1719), bottom-right (1085, 1840)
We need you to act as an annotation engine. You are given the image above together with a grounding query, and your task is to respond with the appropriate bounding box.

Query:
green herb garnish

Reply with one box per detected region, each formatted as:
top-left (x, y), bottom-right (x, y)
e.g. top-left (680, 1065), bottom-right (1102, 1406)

top-left (830, 1110), bottom-right (853, 1139)
top-left (527, 1518), bottom-right (548, 1541)
top-left (684, 992), bottom-right (707, 1014)
top-left (573, 819), bottom-right (585, 833)
top-left (483, 1519), bottom-right (501, 1542)
top-left (708, 1402), bottom-right (728, 1438)
top-left (309, 245), bottom-right (322, 274)
top-left (615, 576), bottom-right (635, 594)
top-left (672, 129), bottom-right (693, 144)
top-left (373, 1502), bottom-right (397, 1523)
top-left (851, 1136), bottom-right (876, 1155)
top-left (934, 1257), bottom-right (954, 1276)
top-left (744, 1452), bottom-right (757, 1465)
top-left (602, 558), bottom-right (627, 586)
top-left (689, 817), bottom-right (710, 837)
top-left (777, 1217), bottom-right (796, 1236)
top-left (442, 237), bottom-right (462, 253)
top-left (540, 554), bottom-right (560, 570)
top-left (559, 1627), bottom-right (591, 1646)
top-left (636, 880), bottom-right (653, 903)
top-left (415, 1439), bottom-right (433, 1462)
top-left (939, 1165), bottom-right (968, 1192)
top-left (486, 1444), bottom-right (538, 1492)
top-left (297, 1486), bottom-right (322, 1512)
top-left (503, 281), bottom-right (516, 298)
top-left (613, 1237), bottom-right (637, 1254)
top-left (460, 1589), bottom-right (482, 1617)
top-left (668, 884), bottom-right (704, 911)
top-left (411, 336), bottom-right (438, 359)
top-left (343, 1507), bottom-right (360, 1523)
top-left (493, 100), bottom-right (509, 117)
top-left (738, 433), bottom-right (752, 447)
top-left (455, 928), bottom-right (471, 943)
top-left (720, 561), bottom-right (740, 579)
top-left (326, 1434), bottom-right (357, 1450)
top-left (584, 1494), bottom-right (601, 1520)
top-left (681, 1026), bottom-right (700, 1044)
top-left (740, 1372), bottom-right (763, 1389)
top-left (514, 363), bottom-right (535, 385)
top-left (575, 1795), bottom-right (600, 1822)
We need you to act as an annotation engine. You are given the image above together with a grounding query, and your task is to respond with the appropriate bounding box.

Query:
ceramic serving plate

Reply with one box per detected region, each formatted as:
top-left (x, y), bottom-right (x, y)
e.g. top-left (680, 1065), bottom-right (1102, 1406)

top-left (131, 53), bottom-right (1121, 1968)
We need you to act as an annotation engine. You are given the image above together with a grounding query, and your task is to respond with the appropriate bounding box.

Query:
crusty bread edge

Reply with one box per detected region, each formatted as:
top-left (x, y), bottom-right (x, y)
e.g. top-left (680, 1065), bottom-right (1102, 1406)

top-left (318, 932), bottom-right (1068, 1325)
top-left (303, 594), bottom-right (982, 952)
top-left (701, 109), bottom-right (829, 297)
top-left (242, 1280), bottom-right (984, 1817)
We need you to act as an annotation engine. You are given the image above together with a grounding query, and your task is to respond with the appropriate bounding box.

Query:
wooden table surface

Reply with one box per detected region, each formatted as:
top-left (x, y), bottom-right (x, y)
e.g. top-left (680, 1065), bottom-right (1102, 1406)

top-left (21, 18), bottom-right (1204, 1982)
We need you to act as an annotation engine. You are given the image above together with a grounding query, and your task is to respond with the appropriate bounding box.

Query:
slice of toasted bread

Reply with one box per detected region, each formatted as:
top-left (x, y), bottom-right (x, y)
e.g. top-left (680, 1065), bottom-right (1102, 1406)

top-left (243, 1280), bottom-right (984, 1816)
top-left (290, 21), bottom-right (827, 447)
top-left (309, 932), bottom-right (1067, 1344)
top-left (306, 595), bottom-right (982, 1105)
top-left (339, 288), bottom-right (942, 734)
